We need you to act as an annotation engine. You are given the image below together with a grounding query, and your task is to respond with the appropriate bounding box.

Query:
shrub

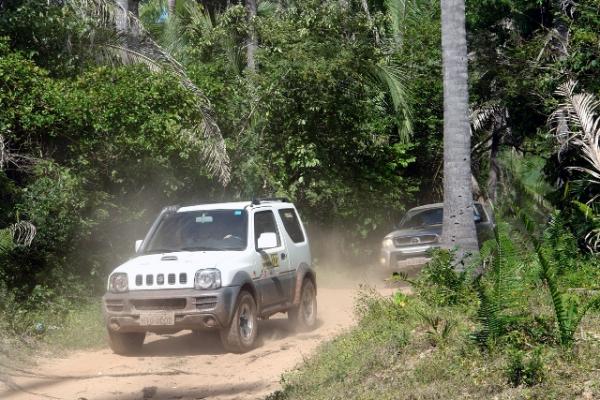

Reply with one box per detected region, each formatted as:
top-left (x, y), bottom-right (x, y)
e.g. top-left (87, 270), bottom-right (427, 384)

top-left (505, 347), bottom-right (546, 387)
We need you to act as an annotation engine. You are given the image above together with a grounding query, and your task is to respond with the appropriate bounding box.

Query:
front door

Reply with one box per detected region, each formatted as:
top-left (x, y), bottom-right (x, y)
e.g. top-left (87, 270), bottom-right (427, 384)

top-left (253, 210), bottom-right (290, 307)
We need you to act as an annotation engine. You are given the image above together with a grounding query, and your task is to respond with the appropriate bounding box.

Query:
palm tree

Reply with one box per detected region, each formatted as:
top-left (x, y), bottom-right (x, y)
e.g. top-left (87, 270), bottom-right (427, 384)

top-left (245, 0), bottom-right (258, 72)
top-left (69, 0), bottom-right (230, 184)
top-left (440, 0), bottom-right (478, 261)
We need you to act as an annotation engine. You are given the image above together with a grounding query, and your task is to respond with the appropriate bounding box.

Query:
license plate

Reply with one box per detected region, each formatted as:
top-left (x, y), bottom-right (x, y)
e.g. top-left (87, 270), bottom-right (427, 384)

top-left (139, 312), bottom-right (175, 326)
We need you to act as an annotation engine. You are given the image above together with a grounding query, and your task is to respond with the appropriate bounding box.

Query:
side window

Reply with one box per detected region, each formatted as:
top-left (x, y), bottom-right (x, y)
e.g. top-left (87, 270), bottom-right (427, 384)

top-left (278, 208), bottom-right (305, 243)
top-left (254, 211), bottom-right (281, 249)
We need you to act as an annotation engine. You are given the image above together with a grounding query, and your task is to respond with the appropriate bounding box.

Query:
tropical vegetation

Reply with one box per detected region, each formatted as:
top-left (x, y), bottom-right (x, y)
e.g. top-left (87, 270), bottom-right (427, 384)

top-left (0, 0), bottom-right (599, 397)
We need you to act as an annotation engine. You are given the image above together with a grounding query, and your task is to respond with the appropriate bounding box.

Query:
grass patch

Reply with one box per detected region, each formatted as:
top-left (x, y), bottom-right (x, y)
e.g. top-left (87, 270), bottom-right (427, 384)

top-left (270, 222), bottom-right (600, 400)
top-left (40, 299), bottom-right (105, 353)
top-left (0, 296), bottom-right (106, 359)
top-left (271, 288), bottom-right (600, 400)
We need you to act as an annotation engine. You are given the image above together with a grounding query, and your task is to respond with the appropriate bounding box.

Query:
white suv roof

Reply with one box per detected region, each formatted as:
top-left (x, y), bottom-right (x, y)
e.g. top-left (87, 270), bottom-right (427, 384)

top-left (177, 200), bottom-right (294, 213)
top-left (178, 202), bottom-right (252, 212)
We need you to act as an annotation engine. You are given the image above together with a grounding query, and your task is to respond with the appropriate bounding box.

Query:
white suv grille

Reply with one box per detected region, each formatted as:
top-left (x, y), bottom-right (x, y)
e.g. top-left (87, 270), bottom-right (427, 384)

top-left (134, 273), bottom-right (188, 287)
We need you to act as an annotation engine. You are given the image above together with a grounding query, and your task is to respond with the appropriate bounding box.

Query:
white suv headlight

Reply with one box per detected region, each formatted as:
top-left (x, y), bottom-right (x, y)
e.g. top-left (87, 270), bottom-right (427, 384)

top-left (195, 269), bottom-right (221, 290)
top-left (109, 273), bottom-right (129, 293)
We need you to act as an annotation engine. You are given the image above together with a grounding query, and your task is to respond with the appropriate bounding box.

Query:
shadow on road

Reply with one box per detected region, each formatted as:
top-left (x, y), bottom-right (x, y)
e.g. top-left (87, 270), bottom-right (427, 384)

top-left (90, 380), bottom-right (267, 400)
top-left (127, 317), bottom-right (324, 358)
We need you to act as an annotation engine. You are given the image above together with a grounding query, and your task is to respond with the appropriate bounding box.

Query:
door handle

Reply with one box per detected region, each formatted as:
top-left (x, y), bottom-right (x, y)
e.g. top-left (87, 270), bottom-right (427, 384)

top-left (280, 253), bottom-right (287, 260)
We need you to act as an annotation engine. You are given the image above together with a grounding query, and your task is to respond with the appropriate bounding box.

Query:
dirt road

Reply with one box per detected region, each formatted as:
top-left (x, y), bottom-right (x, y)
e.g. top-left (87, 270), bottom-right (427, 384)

top-left (0, 278), bottom-right (396, 400)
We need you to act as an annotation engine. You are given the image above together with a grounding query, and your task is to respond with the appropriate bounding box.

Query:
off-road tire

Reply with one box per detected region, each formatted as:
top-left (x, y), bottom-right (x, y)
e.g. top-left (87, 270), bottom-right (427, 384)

top-left (108, 330), bottom-right (145, 355)
top-left (288, 279), bottom-right (317, 331)
top-left (219, 291), bottom-right (258, 353)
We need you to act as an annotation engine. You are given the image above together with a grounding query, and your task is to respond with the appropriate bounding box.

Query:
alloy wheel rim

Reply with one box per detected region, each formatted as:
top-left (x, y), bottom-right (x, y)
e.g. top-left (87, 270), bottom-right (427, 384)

top-left (302, 286), bottom-right (315, 323)
top-left (239, 303), bottom-right (254, 340)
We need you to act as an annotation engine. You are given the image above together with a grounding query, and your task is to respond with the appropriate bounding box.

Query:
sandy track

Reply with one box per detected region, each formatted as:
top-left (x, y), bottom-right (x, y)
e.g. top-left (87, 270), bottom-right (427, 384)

top-left (0, 282), bottom-right (396, 400)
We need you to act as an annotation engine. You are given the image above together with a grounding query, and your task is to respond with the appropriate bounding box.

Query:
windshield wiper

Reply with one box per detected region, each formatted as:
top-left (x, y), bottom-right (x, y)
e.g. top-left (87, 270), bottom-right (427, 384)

top-left (180, 245), bottom-right (224, 251)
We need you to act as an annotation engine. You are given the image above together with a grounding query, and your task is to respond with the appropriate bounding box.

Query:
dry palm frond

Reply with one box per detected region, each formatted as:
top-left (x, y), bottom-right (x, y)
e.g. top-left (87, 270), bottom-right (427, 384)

top-left (68, 0), bottom-right (230, 184)
top-left (584, 229), bottom-right (600, 254)
top-left (9, 221), bottom-right (36, 247)
top-left (551, 80), bottom-right (600, 184)
top-left (0, 134), bottom-right (38, 172)
top-left (470, 102), bottom-right (505, 133)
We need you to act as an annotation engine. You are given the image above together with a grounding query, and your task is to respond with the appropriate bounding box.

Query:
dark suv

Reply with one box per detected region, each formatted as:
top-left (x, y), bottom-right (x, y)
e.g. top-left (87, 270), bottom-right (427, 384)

top-left (379, 202), bottom-right (494, 269)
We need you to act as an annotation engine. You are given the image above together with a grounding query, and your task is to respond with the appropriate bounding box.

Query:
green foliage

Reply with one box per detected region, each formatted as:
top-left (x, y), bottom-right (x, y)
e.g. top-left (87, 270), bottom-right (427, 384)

top-left (417, 310), bottom-right (457, 347)
top-left (505, 347), bottom-right (546, 387)
top-left (536, 246), bottom-right (600, 347)
top-left (413, 248), bottom-right (474, 306)
top-left (472, 223), bottom-right (527, 348)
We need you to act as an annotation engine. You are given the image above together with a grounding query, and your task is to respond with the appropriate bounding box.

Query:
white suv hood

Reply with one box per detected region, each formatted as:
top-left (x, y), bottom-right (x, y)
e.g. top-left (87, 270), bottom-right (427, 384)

top-left (112, 251), bottom-right (251, 290)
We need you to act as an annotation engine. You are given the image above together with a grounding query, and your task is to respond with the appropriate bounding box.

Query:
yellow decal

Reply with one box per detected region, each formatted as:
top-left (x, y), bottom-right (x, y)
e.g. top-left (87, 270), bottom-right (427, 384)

top-left (270, 254), bottom-right (280, 268)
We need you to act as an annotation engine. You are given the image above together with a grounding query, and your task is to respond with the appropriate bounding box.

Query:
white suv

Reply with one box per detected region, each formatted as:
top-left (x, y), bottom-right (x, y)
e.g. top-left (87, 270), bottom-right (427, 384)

top-left (103, 198), bottom-right (317, 354)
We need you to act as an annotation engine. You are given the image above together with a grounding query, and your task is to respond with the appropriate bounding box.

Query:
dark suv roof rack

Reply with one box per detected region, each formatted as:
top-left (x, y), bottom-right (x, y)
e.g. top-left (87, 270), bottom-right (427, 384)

top-left (251, 197), bottom-right (290, 205)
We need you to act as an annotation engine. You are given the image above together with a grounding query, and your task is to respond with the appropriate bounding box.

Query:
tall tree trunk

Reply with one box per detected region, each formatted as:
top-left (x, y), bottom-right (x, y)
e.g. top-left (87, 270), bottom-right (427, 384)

top-left (115, 0), bottom-right (139, 33)
top-left (116, 0), bottom-right (129, 33)
top-left (246, 0), bottom-right (258, 72)
top-left (487, 123), bottom-right (501, 203)
top-left (440, 0), bottom-right (479, 263)
top-left (168, 0), bottom-right (177, 16)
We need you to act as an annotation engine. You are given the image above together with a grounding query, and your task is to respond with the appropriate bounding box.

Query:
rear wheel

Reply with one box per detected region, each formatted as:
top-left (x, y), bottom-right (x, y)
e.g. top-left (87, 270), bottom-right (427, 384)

top-left (108, 330), bottom-right (145, 355)
top-left (288, 279), bottom-right (317, 331)
top-left (220, 291), bottom-right (258, 353)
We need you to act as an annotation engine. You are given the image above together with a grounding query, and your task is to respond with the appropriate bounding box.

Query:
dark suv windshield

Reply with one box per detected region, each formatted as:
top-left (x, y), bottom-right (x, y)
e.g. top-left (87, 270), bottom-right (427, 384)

top-left (400, 205), bottom-right (485, 229)
top-left (144, 209), bottom-right (248, 253)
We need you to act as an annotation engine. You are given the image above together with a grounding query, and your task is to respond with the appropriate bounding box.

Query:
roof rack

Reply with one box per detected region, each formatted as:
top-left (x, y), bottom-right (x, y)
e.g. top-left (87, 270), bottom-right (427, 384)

top-left (251, 197), bottom-right (290, 205)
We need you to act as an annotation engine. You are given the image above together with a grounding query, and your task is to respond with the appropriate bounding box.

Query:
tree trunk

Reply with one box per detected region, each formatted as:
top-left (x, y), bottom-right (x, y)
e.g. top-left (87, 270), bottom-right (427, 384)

top-left (246, 0), bottom-right (258, 72)
top-left (128, 0), bottom-right (139, 18)
top-left (116, 0), bottom-right (129, 33)
top-left (115, 0), bottom-right (139, 33)
top-left (168, 0), bottom-right (176, 16)
top-left (486, 125), bottom-right (501, 203)
top-left (440, 0), bottom-right (479, 263)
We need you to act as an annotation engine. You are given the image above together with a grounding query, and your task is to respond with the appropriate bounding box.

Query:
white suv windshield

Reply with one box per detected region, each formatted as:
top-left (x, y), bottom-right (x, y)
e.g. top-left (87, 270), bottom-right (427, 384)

top-left (144, 209), bottom-right (248, 253)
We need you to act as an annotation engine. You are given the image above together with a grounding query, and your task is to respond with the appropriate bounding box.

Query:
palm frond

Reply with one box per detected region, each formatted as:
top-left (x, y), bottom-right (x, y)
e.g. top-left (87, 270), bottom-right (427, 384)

top-left (470, 102), bottom-right (505, 133)
top-left (258, 0), bottom-right (279, 16)
top-left (68, 0), bottom-right (230, 184)
top-left (383, 0), bottom-right (420, 49)
top-left (9, 221), bottom-right (37, 247)
top-left (366, 62), bottom-right (413, 142)
top-left (551, 80), bottom-right (600, 184)
top-left (573, 200), bottom-right (600, 253)
top-left (0, 134), bottom-right (39, 172)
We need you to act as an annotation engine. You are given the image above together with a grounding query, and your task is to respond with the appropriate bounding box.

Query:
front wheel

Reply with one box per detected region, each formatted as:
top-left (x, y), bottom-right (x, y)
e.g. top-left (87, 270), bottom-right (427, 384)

top-left (220, 290), bottom-right (258, 353)
top-left (288, 279), bottom-right (317, 331)
top-left (108, 330), bottom-right (145, 355)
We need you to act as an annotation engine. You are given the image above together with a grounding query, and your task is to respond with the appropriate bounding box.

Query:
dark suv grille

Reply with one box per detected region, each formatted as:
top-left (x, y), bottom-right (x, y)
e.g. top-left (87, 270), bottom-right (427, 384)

top-left (394, 234), bottom-right (438, 247)
top-left (131, 298), bottom-right (187, 310)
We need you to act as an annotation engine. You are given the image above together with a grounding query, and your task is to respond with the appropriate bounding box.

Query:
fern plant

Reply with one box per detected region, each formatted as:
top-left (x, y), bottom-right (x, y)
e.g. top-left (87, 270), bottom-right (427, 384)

top-left (472, 222), bottom-right (526, 348)
top-left (522, 211), bottom-right (600, 347)
top-left (536, 246), bottom-right (600, 346)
